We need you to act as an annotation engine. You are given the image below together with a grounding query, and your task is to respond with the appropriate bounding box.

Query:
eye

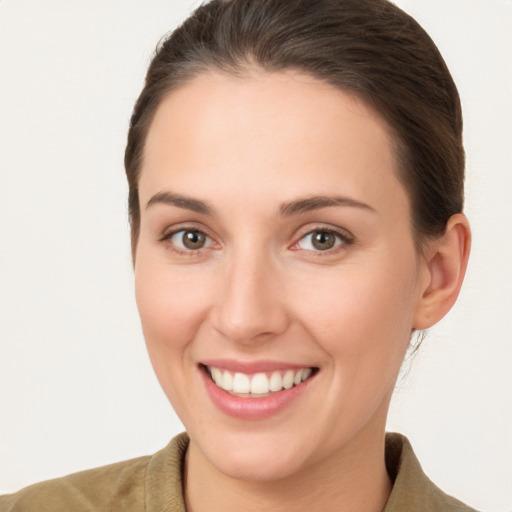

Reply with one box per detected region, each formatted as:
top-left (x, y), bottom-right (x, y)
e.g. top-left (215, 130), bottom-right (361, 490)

top-left (295, 229), bottom-right (350, 252)
top-left (167, 229), bottom-right (215, 251)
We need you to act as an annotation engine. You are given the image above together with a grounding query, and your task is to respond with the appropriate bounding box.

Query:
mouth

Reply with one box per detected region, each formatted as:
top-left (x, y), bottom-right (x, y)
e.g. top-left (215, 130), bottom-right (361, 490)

top-left (201, 364), bottom-right (317, 398)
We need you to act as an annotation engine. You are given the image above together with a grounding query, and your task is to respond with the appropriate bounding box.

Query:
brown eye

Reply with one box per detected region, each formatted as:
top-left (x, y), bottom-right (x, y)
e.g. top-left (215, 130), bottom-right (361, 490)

top-left (295, 229), bottom-right (349, 252)
top-left (181, 230), bottom-right (206, 249)
top-left (311, 231), bottom-right (336, 250)
top-left (167, 229), bottom-right (213, 252)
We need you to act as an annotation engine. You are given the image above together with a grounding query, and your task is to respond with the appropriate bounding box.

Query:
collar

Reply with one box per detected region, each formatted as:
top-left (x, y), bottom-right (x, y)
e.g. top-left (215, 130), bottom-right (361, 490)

top-left (145, 432), bottom-right (477, 511)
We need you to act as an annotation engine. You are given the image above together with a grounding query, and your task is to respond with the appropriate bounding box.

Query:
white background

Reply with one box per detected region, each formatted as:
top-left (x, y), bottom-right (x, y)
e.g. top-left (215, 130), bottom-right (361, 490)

top-left (0, 1), bottom-right (511, 510)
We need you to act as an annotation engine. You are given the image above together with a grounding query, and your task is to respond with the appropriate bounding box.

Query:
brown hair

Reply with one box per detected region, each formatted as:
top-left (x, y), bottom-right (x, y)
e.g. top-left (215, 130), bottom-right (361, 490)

top-left (125, 0), bottom-right (464, 258)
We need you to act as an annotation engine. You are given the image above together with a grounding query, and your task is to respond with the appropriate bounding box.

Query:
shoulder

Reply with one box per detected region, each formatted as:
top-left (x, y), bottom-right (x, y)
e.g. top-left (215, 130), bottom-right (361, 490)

top-left (0, 433), bottom-right (189, 512)
top-left (384, 433), bottom-right (479, 512)
top-left (0, 455), bottom-right (150, 512)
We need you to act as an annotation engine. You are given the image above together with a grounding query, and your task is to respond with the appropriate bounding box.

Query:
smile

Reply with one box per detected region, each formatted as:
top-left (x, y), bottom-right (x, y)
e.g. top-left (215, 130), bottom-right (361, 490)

top-left (205, 365), bottom-right (314, 397)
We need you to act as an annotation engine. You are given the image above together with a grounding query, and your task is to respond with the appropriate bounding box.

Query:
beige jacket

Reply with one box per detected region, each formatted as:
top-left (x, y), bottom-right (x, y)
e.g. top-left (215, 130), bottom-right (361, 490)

top-left (0, 433), bottom-right (478, 511)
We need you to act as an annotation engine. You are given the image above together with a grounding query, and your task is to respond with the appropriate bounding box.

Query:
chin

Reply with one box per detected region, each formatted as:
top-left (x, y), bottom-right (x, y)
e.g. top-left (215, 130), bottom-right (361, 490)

top-left (215, 451), bottom-right (306, 482)
top-left (196, 428), bottom-right (314, 482)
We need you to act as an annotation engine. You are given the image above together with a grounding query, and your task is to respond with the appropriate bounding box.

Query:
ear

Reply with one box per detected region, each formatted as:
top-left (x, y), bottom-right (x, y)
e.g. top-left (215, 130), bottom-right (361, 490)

top-left (413, 213), bottom-right (471, 330)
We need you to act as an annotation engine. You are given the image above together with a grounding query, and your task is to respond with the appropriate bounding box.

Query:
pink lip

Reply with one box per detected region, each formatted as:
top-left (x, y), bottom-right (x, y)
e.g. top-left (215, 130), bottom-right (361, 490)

top-left (200, 358), bottom-right (309, 374)
top-left (200, 365), bottom-right (315, 420)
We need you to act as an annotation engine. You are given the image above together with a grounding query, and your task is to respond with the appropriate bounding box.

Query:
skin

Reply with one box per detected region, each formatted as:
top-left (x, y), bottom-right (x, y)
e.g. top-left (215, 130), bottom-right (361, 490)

top-left (134, 70), bottom-right (470, 511)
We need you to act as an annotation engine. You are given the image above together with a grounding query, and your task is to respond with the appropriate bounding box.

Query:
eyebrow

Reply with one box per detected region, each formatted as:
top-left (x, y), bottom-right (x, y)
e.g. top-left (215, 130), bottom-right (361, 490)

top-left (145, 191), bottom-right (375, 217)
top-left (280, 195), bottom-right (376, 216)
top-left (146, 191), bottom-right (214, 215)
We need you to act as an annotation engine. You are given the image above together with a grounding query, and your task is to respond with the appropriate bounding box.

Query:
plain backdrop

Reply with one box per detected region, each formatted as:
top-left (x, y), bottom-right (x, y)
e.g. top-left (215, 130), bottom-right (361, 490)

top-left (0, 1), bottom-right (511, 510)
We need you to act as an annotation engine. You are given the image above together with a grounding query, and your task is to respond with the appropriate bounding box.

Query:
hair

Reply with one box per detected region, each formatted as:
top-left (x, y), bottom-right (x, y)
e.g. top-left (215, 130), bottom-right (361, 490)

top-left (125, 0), bottom-right (464, 258)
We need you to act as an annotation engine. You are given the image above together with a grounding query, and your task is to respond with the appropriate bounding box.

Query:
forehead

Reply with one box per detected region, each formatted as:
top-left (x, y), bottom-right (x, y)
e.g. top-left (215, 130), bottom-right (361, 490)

top-left (140, 69), bottom-right (407, 215)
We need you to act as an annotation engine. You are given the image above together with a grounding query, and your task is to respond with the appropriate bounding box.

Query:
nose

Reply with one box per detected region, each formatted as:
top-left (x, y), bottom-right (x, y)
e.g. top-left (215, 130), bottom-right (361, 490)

top-left (210, 249), bottom-right (289, 345)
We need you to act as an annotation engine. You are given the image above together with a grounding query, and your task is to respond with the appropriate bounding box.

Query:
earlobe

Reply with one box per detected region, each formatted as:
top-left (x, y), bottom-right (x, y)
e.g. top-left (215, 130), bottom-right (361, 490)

top-left (413, 213), bottom-right (471, 330)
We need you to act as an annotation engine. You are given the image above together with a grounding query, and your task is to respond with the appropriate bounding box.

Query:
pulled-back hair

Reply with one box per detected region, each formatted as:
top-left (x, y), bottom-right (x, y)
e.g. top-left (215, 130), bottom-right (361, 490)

top-left (125, 0), bottom-right (464, 257)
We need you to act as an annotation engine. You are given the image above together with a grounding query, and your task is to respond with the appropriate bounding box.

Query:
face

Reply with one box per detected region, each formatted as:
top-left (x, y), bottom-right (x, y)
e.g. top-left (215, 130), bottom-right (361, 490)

top-left (135, 70), bottom-right (429, 481)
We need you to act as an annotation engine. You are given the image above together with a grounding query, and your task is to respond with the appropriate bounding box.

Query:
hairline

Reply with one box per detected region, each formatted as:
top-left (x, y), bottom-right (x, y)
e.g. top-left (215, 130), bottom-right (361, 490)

top-left (130, 63), bottom-right (432, 261)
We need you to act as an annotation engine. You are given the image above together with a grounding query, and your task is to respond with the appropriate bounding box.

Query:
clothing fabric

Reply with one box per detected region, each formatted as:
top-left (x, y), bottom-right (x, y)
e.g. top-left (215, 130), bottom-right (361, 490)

top-left (0, 432), bottom-right (478, 511)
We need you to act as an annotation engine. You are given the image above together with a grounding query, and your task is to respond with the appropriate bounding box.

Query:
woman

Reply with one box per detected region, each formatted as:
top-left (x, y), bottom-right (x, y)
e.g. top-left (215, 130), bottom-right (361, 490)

top-left (0, 0), bottom-right (481, 510)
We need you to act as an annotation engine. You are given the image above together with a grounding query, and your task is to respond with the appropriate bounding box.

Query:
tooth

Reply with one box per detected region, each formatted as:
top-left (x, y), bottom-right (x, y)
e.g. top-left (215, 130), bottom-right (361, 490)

top-left (269, 371), bottom-right (283, 392)
top-left (283, 370), bottom-right (294, 389)
top-left (301, 368), bottom-right (312, 381)
top-left (212, 366), bottom-right (312, 393)
top-left (251, 373), bottom-right (269, 394)
top-left (221, 370), bottom-right (233, 391)
top-left (232, 372), bottom-right (251, 393)
top-left (210, 367), bottom-right (222, 386)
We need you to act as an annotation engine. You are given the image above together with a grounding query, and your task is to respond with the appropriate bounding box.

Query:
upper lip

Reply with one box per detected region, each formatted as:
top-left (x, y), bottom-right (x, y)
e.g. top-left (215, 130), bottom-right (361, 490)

top-left (200, 359), bottom-right (315, 374)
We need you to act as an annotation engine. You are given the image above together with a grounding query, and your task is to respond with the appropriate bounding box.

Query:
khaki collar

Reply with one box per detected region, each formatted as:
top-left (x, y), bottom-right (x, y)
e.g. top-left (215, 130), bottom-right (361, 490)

top-left (147, 432), bottom-right (477, 511)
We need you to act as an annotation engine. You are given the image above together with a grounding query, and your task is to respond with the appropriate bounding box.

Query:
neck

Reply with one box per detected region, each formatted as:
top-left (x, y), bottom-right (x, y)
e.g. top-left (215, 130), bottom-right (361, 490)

top-left (184, 427), bottom-right (392, 512)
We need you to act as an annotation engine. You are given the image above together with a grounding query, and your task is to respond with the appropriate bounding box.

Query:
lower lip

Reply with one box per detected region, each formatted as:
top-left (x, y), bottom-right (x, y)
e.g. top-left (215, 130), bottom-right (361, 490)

top-left (201, 368), bottom-right (314, 420)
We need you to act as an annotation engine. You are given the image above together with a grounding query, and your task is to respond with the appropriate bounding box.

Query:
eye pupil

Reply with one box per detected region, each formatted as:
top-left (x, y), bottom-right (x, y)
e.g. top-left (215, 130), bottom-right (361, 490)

top-left (183, 230), bottom-right (206, 249)
top-left (312, 231), bottom-right (336, 250)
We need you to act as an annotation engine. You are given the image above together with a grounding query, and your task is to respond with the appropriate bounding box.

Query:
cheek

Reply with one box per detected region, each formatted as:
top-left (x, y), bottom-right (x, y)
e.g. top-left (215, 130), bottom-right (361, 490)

top-left (293, 259), bottom-right (418, 371)
top-left (297, 263), bottom-right (419, 434)
top-left (134, 259), bottom-right (212, 389)
top-left (135, 259), bottom-right (208, 337)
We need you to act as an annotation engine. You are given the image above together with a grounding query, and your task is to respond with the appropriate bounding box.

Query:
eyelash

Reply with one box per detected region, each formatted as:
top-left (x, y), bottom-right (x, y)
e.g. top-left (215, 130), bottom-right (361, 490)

top-left (159, 226), bottom-right (354, 256)
top-left (159, 227), bottom-right (217, 256)
top-left (291, 227), bottom-right (354, 255)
